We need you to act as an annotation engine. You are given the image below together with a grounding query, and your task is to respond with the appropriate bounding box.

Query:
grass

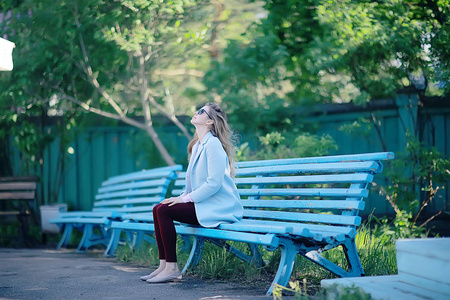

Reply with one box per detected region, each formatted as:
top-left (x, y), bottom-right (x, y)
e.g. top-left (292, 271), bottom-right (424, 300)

top-left (113, 221), bottom-right (398, 299)
top-left (0, 219), bottom-right (398, 298)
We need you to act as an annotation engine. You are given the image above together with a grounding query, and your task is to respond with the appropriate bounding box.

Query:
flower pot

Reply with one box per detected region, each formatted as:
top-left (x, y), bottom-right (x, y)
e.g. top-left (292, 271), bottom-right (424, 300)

top-left (39, 204), bottom-right (67, 234)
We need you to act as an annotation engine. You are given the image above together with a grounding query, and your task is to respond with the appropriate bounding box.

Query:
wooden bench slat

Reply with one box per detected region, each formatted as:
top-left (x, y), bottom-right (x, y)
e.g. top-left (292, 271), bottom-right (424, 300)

top-left (95, 187), bottom-right (164, 200)
top-left (98, 178), bottom-right (168, 193)
top-left (243, 210), bottom-right (361, 226)
top-left (58, 211), bottom-right (116, 218)
top-left (236, 161), bottom-right (382, 176)
top-left (218, 221), bottom-right (299, 235)
top-left (50, 216), bottom-right (111, 225)
top-left (110, 205), bottom-right (156, 213)
top-left (175, 225), bottom-right (280, 248)
top-left (238, 188), bottom-right (369, 198)
top-left (235, 173), bottom-right (374, 185)
top-left (236, 219), bottom-right (356, 237)
top-left (0, 182), bottom-right (37, 190)
top-left (240, 200), bottom-right (365, 210)
top-left (102, 167), bottom-right (181, 186)
top-left (93, 196), bottom-right (161, 207)
top-left (0, 191), bottom-right (36, 200)
top-left (235, 152), bottom-right (394, 168)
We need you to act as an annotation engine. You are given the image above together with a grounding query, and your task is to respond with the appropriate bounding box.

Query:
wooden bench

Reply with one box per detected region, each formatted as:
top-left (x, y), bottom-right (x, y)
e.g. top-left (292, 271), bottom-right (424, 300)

top-left (49, 165), bottom-right (182, 252)
top-left (0, 176), bottom-right (39, 246)
top-left (108, 152), bottom-right (394, 294)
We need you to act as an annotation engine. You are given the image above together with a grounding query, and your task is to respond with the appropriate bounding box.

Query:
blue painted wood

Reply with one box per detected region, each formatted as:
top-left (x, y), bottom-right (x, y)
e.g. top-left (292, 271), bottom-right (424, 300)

top-left (235, 152), bottom-right (394, 168)
top-left (103, 152), bottom-right (394, 295)
top-left (240, 200), bottom-right (365, 210)
top-left (50, 165), bottom-right (182, 252)
top-left (238, 188), bottom-right (369, 197)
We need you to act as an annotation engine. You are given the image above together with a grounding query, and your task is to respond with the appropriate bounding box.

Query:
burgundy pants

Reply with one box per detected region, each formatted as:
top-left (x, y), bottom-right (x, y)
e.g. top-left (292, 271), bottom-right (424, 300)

top-left (153, 202), bottom-right (200, 262)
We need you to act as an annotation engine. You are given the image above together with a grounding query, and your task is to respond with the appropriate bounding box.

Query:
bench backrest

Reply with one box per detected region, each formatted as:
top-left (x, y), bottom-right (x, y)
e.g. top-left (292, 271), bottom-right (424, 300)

top-left (172, 152), bottom-right (393, 232)
top-left (92, 165), bottom-right (182, 213)
top-left (0, 177), bottom-right (38, 202)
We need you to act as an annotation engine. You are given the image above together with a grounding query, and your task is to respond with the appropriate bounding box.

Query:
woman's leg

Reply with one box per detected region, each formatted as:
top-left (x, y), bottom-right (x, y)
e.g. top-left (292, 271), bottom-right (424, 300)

top-left (146, 202), bottom-right (199, 283)
top-left (156, 202), bottom-right (199, 263)
top-left (140, 203), bottom-right (167, 280)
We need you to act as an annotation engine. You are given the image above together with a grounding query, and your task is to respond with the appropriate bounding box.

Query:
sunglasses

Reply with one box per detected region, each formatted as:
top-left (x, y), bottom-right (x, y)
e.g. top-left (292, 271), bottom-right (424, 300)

top-left (196, 108), bottom-right (212, 119)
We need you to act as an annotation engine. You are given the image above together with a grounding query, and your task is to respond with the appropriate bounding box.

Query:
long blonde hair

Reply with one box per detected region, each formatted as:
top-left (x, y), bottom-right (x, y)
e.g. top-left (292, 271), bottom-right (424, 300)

top-left (187, 103), bottom-right (236, 176)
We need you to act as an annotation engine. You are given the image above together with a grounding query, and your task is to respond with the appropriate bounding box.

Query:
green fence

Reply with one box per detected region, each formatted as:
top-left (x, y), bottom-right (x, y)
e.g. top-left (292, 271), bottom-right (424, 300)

top-left (6, 92), bottom-right (450, 217)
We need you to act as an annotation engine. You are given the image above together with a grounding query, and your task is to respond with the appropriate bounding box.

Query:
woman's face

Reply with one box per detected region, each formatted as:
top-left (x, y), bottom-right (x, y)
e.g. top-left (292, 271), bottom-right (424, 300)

top-left (191, 106), bottom-right (213, 126)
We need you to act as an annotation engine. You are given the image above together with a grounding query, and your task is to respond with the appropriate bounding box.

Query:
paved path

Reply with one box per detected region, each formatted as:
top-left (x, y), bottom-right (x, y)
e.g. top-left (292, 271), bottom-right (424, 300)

top-left (0, 248), bottom-right (272, 300)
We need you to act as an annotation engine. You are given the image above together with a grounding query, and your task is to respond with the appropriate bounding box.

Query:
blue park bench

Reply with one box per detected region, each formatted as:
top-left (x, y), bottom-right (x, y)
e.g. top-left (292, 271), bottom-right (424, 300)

top-left (105, 152), bottom-right (394, 295)
top-left (50, 165), bottom-right (182, 252)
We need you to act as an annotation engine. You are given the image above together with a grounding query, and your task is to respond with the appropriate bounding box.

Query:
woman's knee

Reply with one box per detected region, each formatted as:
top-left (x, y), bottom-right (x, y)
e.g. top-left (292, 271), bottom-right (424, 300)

top-left (153, 203), bottom-right (169, 216)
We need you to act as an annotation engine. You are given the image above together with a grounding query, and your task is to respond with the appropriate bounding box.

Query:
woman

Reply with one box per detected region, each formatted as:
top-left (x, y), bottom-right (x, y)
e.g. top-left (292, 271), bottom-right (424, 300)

top-left (141, 103), bottom-right (244, 283)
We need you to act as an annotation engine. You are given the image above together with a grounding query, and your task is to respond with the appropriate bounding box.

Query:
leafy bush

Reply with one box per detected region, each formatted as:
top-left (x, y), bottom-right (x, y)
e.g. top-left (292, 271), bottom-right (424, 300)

top-left (375, 133), bottom-right (450, 233)
top-left (236, 131), bottom-right (338, 161)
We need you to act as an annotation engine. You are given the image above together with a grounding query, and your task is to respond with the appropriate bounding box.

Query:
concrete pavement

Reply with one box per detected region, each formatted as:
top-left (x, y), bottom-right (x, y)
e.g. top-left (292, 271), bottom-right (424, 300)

top-left (0, 248), bottom-right (273, 300)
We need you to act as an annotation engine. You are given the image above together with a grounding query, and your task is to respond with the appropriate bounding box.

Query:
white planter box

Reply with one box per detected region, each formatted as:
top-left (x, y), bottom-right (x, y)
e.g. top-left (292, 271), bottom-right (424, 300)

top-left (40, 204), bottom-right (67, 233)
top-left (0, 37), bottom-right (15, 71)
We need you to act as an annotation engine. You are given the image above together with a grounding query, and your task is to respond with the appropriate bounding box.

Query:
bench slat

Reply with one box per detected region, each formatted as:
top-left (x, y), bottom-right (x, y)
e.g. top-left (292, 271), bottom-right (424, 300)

top-left (95, 187), bottom-right (164, 200)
top-left (241, 200), bottom-right (365, 210)
top-left (235, 219), bottom-right (357, 237)
top-left (175, 225), bottom-right (280, 248)
top-left (236, 161), bottom-right (382, 176)
top-left (235, 173), bottom-right (373, 185)
top-left (58, 211), bottom-right (116, 218)
top-left (98, 178), bottom-right (168, 194)
top-left (50, 217), bottom-right (110, 225)
top-left (0, 182), bottom-right (37, 190)
top-left (102, 167), bottom-right (181, 186)
top-left (93, 196), bottom-right (161, 207)
top-left (235, 152), bottom-right (394, 168)
top-left (218, 222), bottom-right (300, 235)
top-left (238, 188), bottom-right (368, 198)
top-left (243, 210), bottom-right (361, 226)
top-left (0, 191), bottom-right (36, 200)
top-left (110, 205), bottom-right (156, 213)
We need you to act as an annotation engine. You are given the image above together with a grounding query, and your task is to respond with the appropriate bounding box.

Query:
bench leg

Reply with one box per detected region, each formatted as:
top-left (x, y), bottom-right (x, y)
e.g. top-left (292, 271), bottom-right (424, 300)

top-left (56, 224), bottom-right (74, 249)
top-left (342, 238), bottom-right (364, 276)
top-left (182, 237), bottom-right (206, 275)
top-left (105, 228), bottom-right (122, 257)
top-left (134, 231), bottom-right (147, 248)
top-left (77, 224), bottom-right (94, 252)
top-left (206, 239), bottom-right (265, 267)
top-left (304, 238), bottom-right (364, 278)
top-left (249, 244), bottom-right (264, 267)
top-left (267, 239), bottom-right (298, 295)
top-left (77, 224), bottom-right (110, 252)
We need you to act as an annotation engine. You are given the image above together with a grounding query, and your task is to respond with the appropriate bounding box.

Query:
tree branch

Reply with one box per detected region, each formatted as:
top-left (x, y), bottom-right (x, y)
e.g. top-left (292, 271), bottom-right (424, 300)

top-left (154, 69), bottom-right (204, 77)
top-left (73, 3), bottom-right (127, 120)
top-left (61, 93), bottom-right (147, 130)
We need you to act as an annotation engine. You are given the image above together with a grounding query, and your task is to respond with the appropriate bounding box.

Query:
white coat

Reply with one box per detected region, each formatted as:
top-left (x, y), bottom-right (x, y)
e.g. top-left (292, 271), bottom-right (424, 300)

top-left (183, 131), bottom-right (243, 227)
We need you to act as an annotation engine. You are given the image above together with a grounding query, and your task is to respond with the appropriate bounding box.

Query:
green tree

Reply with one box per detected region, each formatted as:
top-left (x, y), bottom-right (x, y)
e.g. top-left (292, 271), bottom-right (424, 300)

top-left (1, 0), bottom-right (218, 165)
top-left (257, 0), bottom-right (449, 103)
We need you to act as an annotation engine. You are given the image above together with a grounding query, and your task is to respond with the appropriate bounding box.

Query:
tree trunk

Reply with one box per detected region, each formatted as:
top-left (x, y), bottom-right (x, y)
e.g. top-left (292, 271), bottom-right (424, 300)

top-left (139, 53), bottom-right (175, 166)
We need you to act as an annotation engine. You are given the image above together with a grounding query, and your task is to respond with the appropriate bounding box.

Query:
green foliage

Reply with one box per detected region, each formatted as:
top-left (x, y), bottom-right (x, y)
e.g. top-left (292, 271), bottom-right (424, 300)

top-left (379, 133), bottom-right (450, 227)
top-left (238, 0), bottom-right (450, 104)
top-left (237, 131), bottom-right (338, 161)
top-left (371, 211), bottom-right (429, 244)
top-left (273, 281), bottom-right (372, 300)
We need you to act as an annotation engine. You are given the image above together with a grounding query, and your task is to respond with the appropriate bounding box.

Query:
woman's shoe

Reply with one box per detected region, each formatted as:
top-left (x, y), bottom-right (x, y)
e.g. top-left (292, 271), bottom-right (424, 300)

top-left (140, 273), bottom-right (158, 281)
top-left (146, 271), bottom-right (182, 283)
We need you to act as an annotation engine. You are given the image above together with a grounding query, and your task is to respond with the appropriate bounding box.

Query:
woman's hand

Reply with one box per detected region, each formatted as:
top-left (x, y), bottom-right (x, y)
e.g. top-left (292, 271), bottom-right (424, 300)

top-left (161, 196), bottom-right (184, 207)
